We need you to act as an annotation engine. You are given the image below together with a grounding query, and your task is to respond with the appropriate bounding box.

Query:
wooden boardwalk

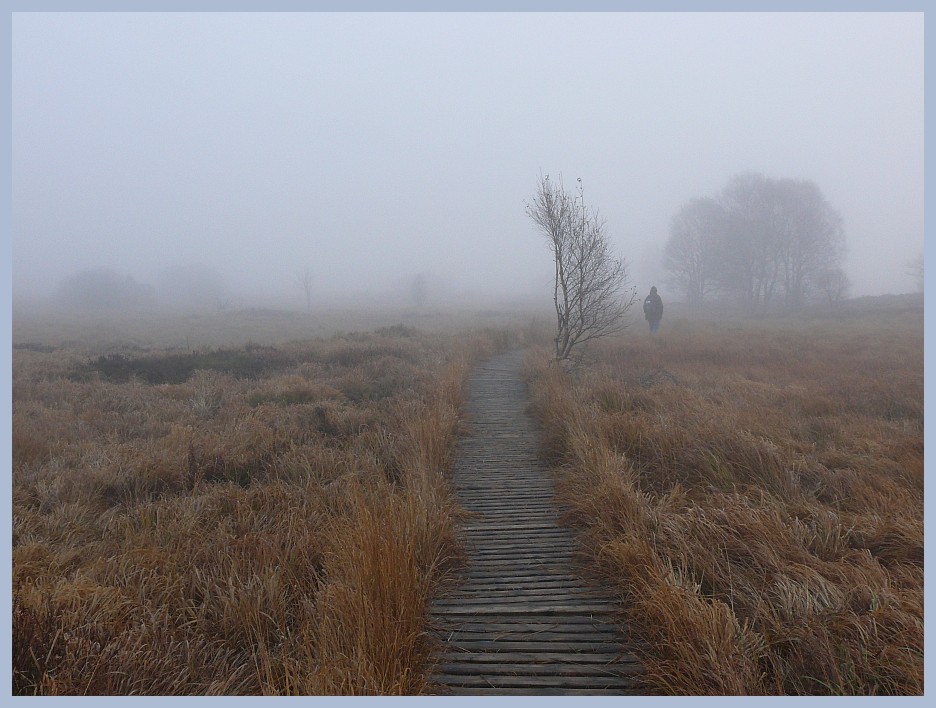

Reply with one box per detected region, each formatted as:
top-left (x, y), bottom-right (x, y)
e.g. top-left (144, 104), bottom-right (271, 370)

top-left (428, 349), bottom-right (643, 695)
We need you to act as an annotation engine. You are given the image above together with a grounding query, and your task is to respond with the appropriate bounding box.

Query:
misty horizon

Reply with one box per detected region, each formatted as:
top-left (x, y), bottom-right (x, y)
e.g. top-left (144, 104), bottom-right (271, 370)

top-left (12, 12), bottom-right (923, 310)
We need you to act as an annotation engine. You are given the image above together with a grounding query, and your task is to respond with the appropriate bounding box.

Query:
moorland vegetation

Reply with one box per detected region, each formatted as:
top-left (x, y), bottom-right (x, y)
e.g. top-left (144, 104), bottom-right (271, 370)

top-left (529, 300), bottom-right (923, 694)
top-left (12, 297), bottom-right (923, 695)
top-left (13, 319), bottom-right (510, 694)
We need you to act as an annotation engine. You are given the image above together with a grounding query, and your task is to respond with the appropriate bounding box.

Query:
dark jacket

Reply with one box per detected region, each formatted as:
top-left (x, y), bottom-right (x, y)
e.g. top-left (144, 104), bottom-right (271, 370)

top-left (643, 289), bottom-right (663, 322)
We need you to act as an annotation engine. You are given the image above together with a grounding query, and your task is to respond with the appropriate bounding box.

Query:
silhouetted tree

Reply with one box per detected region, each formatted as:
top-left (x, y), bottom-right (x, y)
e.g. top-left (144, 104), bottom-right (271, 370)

top-left (297, 268), bottom-right (313, 312)
top-left (56, 268), bottom-right (155, 312)
top-left (664, 197), bottom-right (724, 307)
top-left (815, 267), bottom-right (850, 305)
top-left (527, 175), bottom-right (637, 362)
top-left (411, 272), bottom-right (427, 308)
top-left (770, 179), bottom-right (845, 309)
top-left (719, 172), bottom-right (780, 309)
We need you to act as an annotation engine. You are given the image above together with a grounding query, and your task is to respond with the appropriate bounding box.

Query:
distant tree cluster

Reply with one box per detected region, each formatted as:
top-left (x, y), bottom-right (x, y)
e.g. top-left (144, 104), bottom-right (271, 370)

top-left (664, 173), bottom-right (848, 310)
top-left (56, 268), bottom-right (156, 312)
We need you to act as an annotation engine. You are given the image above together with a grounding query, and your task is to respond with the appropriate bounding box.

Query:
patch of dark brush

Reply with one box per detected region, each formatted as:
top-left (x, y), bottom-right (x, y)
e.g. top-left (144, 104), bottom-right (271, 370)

top-left (79, 346), bottom-right (295, 384)
top-left (13, 342), bottom-right (58, 353)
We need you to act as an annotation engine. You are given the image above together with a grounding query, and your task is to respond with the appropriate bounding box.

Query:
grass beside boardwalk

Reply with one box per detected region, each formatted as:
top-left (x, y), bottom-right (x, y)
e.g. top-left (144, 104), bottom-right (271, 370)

top-left (528, 302), bottom-right (923, 695)
top-left (13, 319), bottom-right (510, 695)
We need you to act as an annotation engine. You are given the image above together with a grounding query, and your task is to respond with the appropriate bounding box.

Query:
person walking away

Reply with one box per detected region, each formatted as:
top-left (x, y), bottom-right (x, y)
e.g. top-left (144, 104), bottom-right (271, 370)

top-left (643, 286), bottom-right (663, 333)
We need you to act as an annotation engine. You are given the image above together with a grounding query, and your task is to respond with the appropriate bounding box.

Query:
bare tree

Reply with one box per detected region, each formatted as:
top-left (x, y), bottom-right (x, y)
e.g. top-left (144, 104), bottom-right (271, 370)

top-left (527, 175), bottom-right (637, 362)
top-left (297, 268), bottom-right (313, 312)
top-left (411, 272), bottom-right (427, 308)
top-left (720, 172), bottom-right (780, 309)
top-left (815, 267), bottom-right (850, 305)
top-left (664, 197), bottom-right (724, 307)
top-left (771, 179), bottom-right (845, 309)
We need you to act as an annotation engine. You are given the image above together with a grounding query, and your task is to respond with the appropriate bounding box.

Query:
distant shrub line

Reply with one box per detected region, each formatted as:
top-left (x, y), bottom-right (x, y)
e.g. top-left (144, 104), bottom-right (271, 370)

top-left (78, 337), bottom-right (426, 385)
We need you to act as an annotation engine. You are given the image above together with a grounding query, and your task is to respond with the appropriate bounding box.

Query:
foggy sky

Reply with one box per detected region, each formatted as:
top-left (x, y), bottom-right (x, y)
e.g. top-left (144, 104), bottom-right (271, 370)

top-left (12, 12), bottom-right (924, 307)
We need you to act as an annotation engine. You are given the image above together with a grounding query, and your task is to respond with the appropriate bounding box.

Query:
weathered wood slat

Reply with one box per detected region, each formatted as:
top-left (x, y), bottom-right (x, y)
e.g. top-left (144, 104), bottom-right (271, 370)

top-left (440, 687), bottom-right (646, 695)
top-left (435, 619), bottom-right (616, 631)
top-left (433, 651), bottom-right (634, 664)
top-left (439, 632), bottom-right (622, 643)
top-left (464, 542), bottom-right (577, 551)
top-left (434, 662), bottom-right (639, 677)
top-left (456, 566), bottom-right (582, 576)
top-left (437, 640), bottom-right (623, 652)
top-left (432, 674), bottom-right (638, 688)
top-left (450, 581), bottom-right (585, 592)
top-left (432, 603), bottom-right (617, 616)
top-left (461, 533), bottom-right (573, 541)
top-left (436, 590), bottom-right (612, 603)
top-left (461, 522), bottom-right (562, 528)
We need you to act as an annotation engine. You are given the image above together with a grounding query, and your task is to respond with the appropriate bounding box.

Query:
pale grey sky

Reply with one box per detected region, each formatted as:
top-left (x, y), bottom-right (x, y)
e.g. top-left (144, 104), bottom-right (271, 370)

top-left (12, 11), bottom-right (924, 306)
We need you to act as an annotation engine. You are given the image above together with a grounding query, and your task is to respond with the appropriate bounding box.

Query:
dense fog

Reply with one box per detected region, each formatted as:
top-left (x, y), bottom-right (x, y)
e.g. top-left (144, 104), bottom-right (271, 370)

top-left (12, 12), bottom-right (923, 312)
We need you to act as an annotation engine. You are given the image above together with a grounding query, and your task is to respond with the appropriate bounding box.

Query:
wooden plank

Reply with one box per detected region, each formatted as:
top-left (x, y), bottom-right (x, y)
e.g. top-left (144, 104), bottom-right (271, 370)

top-left (461, 541), bottom-right (572, 548)
top-left (451, 581), bottom-right (585, 592)
top-left (463, 541), bottom-right (575, 551)
top-left (457, 566), bottom-right (581, 577)
top-left (432, 605), bottom-right (617, 616)
top-left (456, 564), bottom-right (578, 574)
top-left (431, 652), bottom-right (634, 664)
top-left (435, 600), bottom-right (613, 612)
top-left (465, 536), bottom-right (573, 545)
top-left (449, 588), bottom-right (594, 599)
top-left (457, 490), bottom-right (553, 497)
top-left (452, 573), bottom-right (588, 590)
top-left (433, 619), bottom-right (617, 631)
top-left (466, 545), bottom-right (575, 556)
top-left (462, 524), bottom-right (568, 531)
top-left (461, 552), bottom-right (578, 562)
top-left (455, 570), bottom-right (582, 582)
top-left (465, 534), bottom-right (575, 544)
top-left (464, 551), bottom-right (578, 561)
top-left (468, 511), bottom-right (560, 516)
top-left (438, 590), bottom-right (612, 603)
top-left (458, 564), bottom-right (581, 575)
top-left (434, 662), bottom-right (641, 677)
top-left (459, 498), bottom-right (554, 504)
top-left (435, 687), bottom-right (646, 695)
top-left (456, 561), bottom-right (588, 569)
top-left (438, 632), bottom-right (622, 644)
top-left (460, 523), bottom-right (560, 531)
top-left (430, 674), bottom-right (638, 688)
top-left (433, 622), bottom-right (617, 634)
top-left (461, 487), bottom-right (552, 493)
top-left (434, 640), bottom-right (621, 652)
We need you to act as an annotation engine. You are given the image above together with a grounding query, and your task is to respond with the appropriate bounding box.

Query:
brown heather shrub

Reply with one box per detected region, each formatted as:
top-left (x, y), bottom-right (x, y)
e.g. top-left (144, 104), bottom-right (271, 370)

top-left (529, 308), bottom-right (922, 695)
top-left (12, 324), bottom-right (506, 695)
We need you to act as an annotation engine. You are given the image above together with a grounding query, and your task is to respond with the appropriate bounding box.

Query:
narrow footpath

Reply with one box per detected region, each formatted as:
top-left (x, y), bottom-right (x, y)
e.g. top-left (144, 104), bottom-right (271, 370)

top-left (428, 349), bottom-right (642, 695)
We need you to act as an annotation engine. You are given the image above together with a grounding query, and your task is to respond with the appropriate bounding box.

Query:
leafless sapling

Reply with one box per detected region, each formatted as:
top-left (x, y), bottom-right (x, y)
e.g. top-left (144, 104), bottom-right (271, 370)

top-left (297, 268), bottom-right (313, 312)
top-left (527, 175), bottom-right (637, 363)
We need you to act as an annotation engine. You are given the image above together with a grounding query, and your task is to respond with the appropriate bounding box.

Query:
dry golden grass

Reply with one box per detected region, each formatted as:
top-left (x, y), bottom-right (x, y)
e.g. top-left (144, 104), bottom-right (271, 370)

top-left (528, 304), bottom-right (923, 695)
top-left (12, 321), bottom-right (509, 695)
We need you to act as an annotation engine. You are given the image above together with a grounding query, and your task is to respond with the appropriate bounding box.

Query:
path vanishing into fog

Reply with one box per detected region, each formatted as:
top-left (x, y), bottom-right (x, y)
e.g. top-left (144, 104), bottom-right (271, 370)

top-left (428, 349), bottom-right (642, 695)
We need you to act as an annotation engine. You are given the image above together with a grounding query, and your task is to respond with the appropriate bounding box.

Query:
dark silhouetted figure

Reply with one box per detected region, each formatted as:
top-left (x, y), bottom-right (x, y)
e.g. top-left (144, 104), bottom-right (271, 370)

top-left (643, 286), bottom-right (663, 333)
